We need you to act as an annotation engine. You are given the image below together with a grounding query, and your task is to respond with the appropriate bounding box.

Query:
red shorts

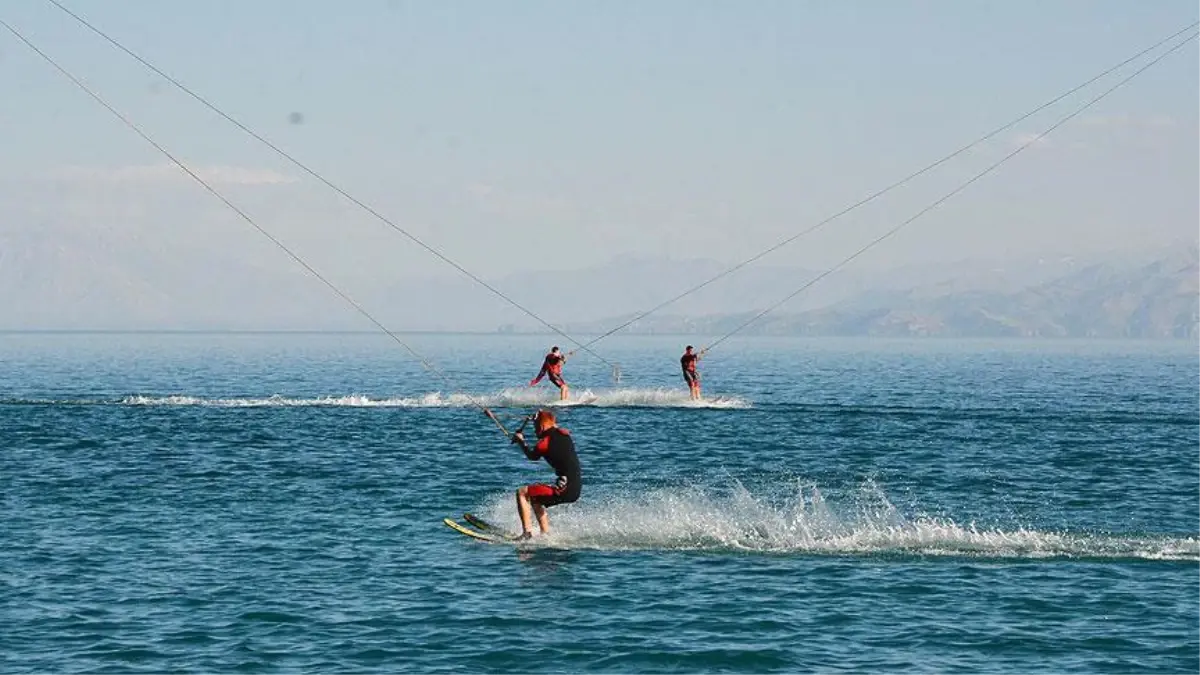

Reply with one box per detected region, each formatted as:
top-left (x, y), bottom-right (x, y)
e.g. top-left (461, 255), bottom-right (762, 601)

top-left (525, 479), bottom-right (578, 507)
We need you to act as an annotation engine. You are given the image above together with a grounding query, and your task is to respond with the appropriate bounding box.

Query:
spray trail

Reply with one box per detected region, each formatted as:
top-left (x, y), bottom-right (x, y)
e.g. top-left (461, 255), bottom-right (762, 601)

top-left (470, 479), bottom-right (1199, 561)
top-left (0, 389), bottom-right (751, 410)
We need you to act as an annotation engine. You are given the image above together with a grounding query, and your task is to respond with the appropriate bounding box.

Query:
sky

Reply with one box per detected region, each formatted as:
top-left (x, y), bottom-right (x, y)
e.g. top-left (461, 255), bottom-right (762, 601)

top-left (0, 1), bottom-right (1197, 328)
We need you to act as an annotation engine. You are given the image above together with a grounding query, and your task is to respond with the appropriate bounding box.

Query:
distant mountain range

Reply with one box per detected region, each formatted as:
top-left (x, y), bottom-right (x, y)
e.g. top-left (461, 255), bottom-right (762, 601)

top-left (0, 220), bottom-right (347, 330)
top-left (556, 248), bottom-right (1199, 339)
top-left (1, 216), bottom-right (1195, 339)
top-left (396, 252), bottom-right (1109, 333)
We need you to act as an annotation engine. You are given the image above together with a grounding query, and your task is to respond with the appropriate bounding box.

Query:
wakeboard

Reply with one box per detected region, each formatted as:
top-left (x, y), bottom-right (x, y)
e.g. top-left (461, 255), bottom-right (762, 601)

top-left (444, 514), bottom-right (533, 544)
top-left (462, 512), bottom-right (518, 539)
top-left (442, 517), bottom-right (508, 543)
top-left (444, 515), bottom-right (570, 550)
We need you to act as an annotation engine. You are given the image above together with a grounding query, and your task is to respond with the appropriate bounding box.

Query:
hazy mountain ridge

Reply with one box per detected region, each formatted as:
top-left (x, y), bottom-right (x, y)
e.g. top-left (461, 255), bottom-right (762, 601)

top-left (1, 216), bottom-right (1195, 338)
top-left (0, 221), bottom-right (347, 330)
top-left (450, 253), bottom-right (1099, 333)
top-left (558, 248), bottom-right (1199, 339)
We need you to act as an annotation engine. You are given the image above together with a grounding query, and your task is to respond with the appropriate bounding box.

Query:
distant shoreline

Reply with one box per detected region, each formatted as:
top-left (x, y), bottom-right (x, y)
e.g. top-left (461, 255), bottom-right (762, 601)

top-left (0, 328), bottom-right (1195, 341)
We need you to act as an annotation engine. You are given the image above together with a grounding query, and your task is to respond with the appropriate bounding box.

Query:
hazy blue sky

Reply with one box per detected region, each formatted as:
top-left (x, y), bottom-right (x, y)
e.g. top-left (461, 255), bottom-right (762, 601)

top-left (1, 1), bottom-right (1196, 298)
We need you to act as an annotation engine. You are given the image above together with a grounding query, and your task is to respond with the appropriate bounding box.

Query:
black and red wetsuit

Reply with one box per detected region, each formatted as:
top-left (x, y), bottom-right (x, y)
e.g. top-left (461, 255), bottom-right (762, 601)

top-left (516, 426), bottom-right (581, 507)
top-left (681, 352), bottom-right (700, 385)
top-left (531, 352), bottom-right (566, 388)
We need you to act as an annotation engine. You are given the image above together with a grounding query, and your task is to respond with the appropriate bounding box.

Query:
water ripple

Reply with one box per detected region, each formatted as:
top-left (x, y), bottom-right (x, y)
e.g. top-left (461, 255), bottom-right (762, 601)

top-left (1, 335), bottom-right (1196, 673)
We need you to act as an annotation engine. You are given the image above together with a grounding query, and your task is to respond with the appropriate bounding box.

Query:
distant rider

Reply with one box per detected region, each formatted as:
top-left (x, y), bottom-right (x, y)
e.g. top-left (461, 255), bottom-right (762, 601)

top-left (681, 345), bottom-right (703, 400)
top-left (530, 346), bottom-right (569, 401)
top-left (509, 409), bottom-right (582, 539)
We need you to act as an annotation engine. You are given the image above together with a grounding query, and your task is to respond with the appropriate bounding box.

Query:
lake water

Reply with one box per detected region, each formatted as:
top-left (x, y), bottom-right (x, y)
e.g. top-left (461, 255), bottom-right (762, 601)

top-left (2, 332), bottom-right (1197, 673)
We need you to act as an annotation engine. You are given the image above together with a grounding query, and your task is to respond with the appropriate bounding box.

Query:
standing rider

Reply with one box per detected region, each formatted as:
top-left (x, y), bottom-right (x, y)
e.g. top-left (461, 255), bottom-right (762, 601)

top-left (681, 345), bottom-right (703, 400)
top-left (530, 346), bottom-right (570, 401)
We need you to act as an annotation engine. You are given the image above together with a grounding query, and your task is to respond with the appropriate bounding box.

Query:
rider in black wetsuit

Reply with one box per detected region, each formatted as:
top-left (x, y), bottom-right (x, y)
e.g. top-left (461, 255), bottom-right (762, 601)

top-left (529, 346), bottom-right (570, 401)
top-left (681, 345), bottom-right (703, 400)
top-left (510, 409), bottom-right (581, 538)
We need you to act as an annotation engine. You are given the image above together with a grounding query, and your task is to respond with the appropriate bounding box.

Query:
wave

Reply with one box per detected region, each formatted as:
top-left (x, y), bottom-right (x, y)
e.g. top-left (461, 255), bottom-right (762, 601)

top-left (120, 394), bottom-right (415, 408)
top-left (7, 387), bottom-right (749, 409)
top-left (488, 387), bottom-right (750, 409)
top-left (465, 479), bottom-right (1200, 561)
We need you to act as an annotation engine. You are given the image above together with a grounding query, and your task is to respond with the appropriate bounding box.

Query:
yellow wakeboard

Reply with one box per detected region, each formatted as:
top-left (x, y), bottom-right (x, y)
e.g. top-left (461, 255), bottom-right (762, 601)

top-left (442, 517), bottom-right (508, 543)
top-left (463, 513), bottom-right (519, 539)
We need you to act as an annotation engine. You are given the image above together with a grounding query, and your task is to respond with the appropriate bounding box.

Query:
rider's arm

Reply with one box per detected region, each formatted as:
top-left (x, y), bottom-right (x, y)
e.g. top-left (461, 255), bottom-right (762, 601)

top-left (511, 432), bottom-right (540, 461)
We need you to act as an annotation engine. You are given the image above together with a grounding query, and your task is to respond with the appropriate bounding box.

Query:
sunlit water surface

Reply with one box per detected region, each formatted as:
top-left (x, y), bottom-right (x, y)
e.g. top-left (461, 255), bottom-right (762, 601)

top-left (2, 333), bottom-right (1196, 673)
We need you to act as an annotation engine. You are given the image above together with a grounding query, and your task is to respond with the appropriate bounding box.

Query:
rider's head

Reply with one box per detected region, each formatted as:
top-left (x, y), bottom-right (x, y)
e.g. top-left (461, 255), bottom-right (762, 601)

top-left (534, 409), bottom-right (557, 435)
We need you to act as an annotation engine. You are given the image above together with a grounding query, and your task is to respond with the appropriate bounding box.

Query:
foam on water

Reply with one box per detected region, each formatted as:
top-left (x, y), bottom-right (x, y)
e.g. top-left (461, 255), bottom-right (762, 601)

top-left (120, 394), bottom-right (429, 408)
top-left (109, 388), bottom-right (751, 409)
top-left (471, 479), bottom-right (1200, 561)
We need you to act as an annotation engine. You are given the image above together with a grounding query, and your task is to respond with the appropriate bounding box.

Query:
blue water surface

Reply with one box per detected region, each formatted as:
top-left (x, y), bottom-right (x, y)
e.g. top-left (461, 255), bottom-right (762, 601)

top-left (1, 333), bottom-right (1197, 673)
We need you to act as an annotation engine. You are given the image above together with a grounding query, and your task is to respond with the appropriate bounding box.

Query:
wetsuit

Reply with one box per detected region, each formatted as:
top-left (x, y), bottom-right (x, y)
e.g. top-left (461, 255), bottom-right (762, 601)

top-left (515, 427), bottom-right (581, 507)
top-left (681, 352), bottom-right (700, 385)
top-left (531, 352), bottom-right (566, 387)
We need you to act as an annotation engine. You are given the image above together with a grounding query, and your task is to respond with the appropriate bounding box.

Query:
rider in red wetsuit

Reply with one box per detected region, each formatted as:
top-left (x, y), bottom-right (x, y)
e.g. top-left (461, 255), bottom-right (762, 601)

top-left (681, 345), bottom-right (703, 400)
top-left (529, 346), bottom-right (569, 401)
top-left (510, 409), bottom-right (582, 539)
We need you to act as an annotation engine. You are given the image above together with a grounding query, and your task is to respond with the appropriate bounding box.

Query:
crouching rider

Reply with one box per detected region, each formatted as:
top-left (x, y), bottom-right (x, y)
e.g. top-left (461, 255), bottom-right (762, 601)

top-left (509, 409), bottom-right (581, 540)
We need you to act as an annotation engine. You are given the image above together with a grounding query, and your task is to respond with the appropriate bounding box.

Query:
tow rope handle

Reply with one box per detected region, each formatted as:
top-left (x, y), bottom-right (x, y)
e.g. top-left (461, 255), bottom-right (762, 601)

top-left (484, 408), bottom-right (534, 443)
top-left (513, 413), bottom-right (533, 438)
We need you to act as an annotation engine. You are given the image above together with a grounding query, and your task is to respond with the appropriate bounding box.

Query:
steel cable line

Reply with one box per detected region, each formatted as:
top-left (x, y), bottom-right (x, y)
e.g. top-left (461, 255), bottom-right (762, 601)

top-left (0, 16), bottom-right (526, 439)
top-left (24, 3), bottom-right (1200, 370)
top-left (42, 0), bottom-right (620, 378)
top-left (698, 31), bottom-right (1199, 356)
top-left (567, 19), bottom-right (1200, 352)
